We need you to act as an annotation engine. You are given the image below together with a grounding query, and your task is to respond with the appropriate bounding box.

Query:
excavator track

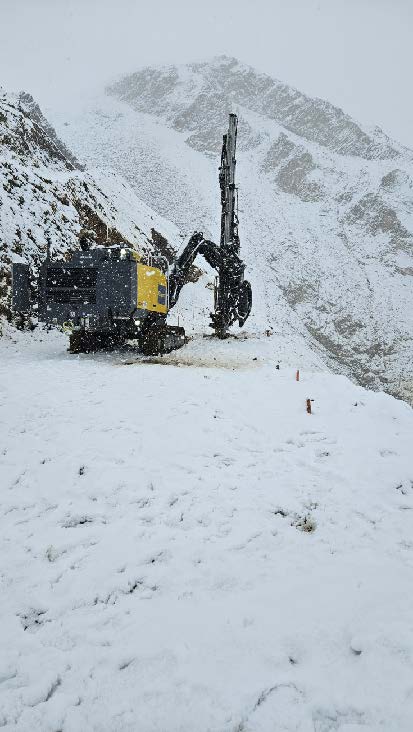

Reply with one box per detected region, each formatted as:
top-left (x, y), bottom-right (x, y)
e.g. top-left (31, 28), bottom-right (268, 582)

top-left (69, 325), bottom-right (186, 356)
top-left (69, 331), bottom-right (125, 354)
top-left (139, 324), bottom-right (186, 356)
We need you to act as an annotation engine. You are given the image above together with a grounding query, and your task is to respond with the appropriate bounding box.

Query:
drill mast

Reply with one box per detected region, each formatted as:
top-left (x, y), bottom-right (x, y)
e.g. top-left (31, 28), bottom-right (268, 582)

top-left (220, 113), bottom-right (239, 254)
top-left (212, 113), bottom-right (249, 337)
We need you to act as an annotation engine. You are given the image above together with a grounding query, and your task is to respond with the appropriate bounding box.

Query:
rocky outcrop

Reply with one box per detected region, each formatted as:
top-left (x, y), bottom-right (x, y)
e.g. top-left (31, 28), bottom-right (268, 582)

top-left (0, 89), bottom-right (182, 326)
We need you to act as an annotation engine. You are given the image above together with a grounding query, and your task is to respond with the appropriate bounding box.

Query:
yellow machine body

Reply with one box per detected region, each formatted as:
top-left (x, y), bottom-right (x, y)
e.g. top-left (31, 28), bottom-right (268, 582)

top-left (137, 263), bottom-right (168, 315)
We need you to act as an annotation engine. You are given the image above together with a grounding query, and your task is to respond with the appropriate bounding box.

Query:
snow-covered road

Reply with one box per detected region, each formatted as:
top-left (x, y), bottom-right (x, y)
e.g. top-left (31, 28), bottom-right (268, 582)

top-left (1, 331), bottom-right (413, 731)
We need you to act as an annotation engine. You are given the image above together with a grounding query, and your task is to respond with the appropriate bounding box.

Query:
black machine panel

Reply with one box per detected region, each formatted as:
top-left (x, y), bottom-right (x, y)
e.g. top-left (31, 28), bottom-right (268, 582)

top-left (46, 267), bottom-right (98, 304)
top-left (12, 263), bottom-right (31, 313)
top-left (37, 249), bottom-right (138, 327)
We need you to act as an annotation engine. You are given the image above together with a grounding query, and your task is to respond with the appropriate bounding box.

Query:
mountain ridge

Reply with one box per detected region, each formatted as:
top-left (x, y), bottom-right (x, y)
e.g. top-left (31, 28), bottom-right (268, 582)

top-left (107, 55), bottom-right (408, 161)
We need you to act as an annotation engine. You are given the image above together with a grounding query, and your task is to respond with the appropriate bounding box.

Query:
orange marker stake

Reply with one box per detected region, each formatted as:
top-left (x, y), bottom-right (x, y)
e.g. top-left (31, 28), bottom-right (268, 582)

top-left (296, 370), bottom-right (300, 381)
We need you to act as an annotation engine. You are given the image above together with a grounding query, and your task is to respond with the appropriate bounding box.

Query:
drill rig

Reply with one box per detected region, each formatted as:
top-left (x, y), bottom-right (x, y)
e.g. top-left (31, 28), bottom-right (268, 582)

top-left (12, 114), bottom-right (252, 355)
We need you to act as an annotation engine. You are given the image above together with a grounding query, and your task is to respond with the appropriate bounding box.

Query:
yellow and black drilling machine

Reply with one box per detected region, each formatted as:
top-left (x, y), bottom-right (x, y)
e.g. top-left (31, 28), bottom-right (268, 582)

top-left (12, 114), bottom-right (252, 355)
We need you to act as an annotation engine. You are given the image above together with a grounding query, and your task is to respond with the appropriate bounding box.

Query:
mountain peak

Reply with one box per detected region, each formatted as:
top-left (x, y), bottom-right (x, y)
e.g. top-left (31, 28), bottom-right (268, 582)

top-left (107, 57), bottom-right (400, 161)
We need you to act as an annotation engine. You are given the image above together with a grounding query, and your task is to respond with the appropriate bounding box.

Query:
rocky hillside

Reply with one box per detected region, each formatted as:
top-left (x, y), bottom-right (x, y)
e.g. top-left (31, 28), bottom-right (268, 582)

top-left (107, 56), bottom-right (401, 161)
top-left (51, 56), bottom-right (413, 403)
top-left (0, 88), bottom-right (182, 326)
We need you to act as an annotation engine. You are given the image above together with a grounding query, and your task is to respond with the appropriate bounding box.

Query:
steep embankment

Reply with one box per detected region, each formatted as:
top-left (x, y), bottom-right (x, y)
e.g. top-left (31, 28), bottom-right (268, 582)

top-left (0, 89), bottom-right (182, 327)
top-left (51, 56), bottom-right (413, 402)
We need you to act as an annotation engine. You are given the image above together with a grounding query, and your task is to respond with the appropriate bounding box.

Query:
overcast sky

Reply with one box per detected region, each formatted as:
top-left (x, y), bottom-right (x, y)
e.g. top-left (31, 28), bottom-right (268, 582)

top-left (1, 0), bottom-right (412, 147)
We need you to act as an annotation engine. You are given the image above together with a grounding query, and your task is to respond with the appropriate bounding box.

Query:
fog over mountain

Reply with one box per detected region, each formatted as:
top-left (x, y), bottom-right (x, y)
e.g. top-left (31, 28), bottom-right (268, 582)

top-left (2, 0), bottom-right (413, 149)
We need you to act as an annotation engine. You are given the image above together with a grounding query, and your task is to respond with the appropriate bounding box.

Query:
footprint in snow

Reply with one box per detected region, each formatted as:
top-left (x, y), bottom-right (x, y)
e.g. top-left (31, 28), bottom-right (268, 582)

top-left (285, 438), bottom-right (305, 448)
top-left (18, 607), bottom-right (48, 632)
top-left (380, 448), bottom-right (398, 457)
top-left (316, 449), bottom-right (331, 459)
top-left (293, 515), bottom-right (317, 533)
top-left (272, 508), bottom-right (317, 533)
top-left (237, 683), bottom-right (306, 731)
top-left (61, 514), bottom-right (95, 528)
top-left (396, 480), bottom-right (413, 498)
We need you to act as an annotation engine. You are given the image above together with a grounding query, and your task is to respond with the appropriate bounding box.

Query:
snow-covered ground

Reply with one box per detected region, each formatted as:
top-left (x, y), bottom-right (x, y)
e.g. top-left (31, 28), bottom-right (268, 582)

top-left (1, 329), bottom-right (413, 731)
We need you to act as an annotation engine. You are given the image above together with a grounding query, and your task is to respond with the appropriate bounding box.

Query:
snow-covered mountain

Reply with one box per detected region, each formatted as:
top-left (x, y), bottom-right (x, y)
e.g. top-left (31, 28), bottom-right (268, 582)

top-left (51, 56), bottom-right (413, 403)
top-left (0, 88), bottom-right (182, 326)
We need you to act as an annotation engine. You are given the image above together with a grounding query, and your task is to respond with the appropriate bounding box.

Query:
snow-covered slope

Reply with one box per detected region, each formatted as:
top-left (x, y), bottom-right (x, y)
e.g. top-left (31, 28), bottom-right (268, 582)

top-left (51, 57), bottom-right (413, 403)
top-left (1, 330), bottom-right (413, 731)
top-left (0, 89), bottom-right (182, 326)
